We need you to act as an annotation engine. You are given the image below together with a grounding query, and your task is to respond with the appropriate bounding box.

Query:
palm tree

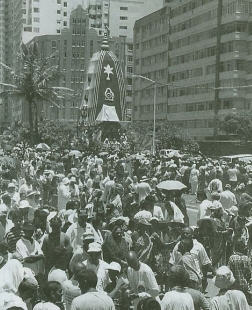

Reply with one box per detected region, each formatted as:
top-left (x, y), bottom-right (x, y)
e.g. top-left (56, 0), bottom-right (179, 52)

top-left (0, 42), bottom-right (73, 143)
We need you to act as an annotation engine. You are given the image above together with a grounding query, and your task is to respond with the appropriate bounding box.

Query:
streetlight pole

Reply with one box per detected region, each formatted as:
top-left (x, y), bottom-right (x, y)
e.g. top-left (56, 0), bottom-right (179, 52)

top-left (132, 74), bottom-right (157, 155)
top-left (153, 82), bottom-right (157, 156)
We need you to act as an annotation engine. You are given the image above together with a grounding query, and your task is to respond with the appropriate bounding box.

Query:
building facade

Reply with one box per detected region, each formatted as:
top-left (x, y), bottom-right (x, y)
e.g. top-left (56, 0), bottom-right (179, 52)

top-left (13, 6), bottom-right (131, 125)
top-left (133, 0), bottom-right (252, 140)
top-left (22, 0), bottom-right (72, 44)
top-left (133, 6), bottom-right (170, 122)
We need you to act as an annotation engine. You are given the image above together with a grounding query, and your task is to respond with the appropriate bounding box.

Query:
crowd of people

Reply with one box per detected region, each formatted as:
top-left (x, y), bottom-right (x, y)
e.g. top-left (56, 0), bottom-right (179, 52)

top-left (0, 143), bottom-right (252, 310)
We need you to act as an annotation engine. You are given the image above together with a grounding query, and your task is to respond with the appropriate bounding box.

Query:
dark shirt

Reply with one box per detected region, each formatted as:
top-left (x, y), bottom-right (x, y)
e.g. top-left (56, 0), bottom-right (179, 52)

top-left (184, 287), bottom-right (210, 310)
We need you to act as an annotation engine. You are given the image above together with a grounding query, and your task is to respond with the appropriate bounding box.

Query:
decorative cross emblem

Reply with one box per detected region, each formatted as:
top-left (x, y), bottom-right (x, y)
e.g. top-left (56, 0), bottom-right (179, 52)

top-left (104, 64), bottom-right (114, 80)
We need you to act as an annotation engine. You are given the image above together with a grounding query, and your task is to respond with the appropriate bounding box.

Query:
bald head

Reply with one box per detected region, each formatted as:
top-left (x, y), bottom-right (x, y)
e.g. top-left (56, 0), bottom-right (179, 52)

top-left (126, 251), bottom-right (140, 271)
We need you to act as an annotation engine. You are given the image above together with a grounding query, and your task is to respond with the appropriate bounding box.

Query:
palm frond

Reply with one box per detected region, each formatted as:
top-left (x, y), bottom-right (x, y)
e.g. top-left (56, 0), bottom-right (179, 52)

top-left (0, 89), bottom-right (24, 98)
top-left (0, 63), bottom-right (20, 80)
top-left (0, 82), bottom-right (18, 89)
top-left (50, 86), bottom-right (74, 92)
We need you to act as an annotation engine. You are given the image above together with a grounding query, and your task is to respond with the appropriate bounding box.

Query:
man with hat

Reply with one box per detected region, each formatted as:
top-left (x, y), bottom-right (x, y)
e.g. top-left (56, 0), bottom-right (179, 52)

top-left (7, 182), bottom-right (20, 207)
top-left (83, 242), bottom-right (110, 291)
top-left (66, 209), bottom-right (96, 252)
top-left (105, 262), bottom-right (128, 300)
top-left (211, 266), bottom-right (250, 309)
top-left (69, 231), bottom-right (95, 273)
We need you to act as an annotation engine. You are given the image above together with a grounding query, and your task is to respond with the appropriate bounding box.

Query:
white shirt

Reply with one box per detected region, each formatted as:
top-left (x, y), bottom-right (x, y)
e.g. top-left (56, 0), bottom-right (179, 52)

top-left (161, 290), bottom-right (194, 310)
top-left (62, 278), bottom-right (81, 310)
top-left (33, 302), bottom-right (60, 310)
top-left (66, 222), bottom-right (95, 252)
top-left (127, 262), bottom-right (159, 298)
top-left (83, 259), bottom-right (110, 292)
top-left (169, 239), bottom-right (211, 279)
top-left (220, 190), bottom-right (237, 210)
top-left (198, 199), bottom-right (212, 220)
top-left (71, 291), bottom-right (115, 310)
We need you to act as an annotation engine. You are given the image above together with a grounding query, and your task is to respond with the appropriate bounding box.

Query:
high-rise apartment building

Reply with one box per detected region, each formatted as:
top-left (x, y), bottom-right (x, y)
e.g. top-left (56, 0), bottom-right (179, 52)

top-left (133, 6), bottom-right (170, 122)
top-left (85, 0), bottom-right (163, 38)
top-left (22, 0), bottom-right (72, 44)
top-left (133, 0), bottom-right (252, 140)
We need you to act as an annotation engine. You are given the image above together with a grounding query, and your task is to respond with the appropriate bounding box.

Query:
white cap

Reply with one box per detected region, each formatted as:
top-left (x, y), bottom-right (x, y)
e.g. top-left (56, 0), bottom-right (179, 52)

top-left (107, 262), bottom-right (121, 272)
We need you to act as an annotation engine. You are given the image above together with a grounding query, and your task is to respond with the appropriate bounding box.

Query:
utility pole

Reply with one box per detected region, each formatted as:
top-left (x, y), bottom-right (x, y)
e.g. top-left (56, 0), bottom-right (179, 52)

top-left (214, 0), bottom-right (223, 137)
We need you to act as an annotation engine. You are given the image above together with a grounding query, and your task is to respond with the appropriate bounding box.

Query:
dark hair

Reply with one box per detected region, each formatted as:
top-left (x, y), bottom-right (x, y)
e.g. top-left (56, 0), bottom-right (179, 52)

top-left (137, 297), bottom-right (161, 310)
top-left (8, 209), bottom-right (22, 220)
top-left (234, 239), bottom-right (247, 254)
top-left (167, 265), bottom-right (190, 288)
top-left (43, 281), bottom-right (61, 299)
top-left (76, 269), bottom-right (97, 291)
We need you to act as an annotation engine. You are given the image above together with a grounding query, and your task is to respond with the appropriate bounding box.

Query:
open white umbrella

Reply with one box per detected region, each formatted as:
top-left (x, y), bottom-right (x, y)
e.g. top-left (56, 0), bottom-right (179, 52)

top-left (36, 143), bottom-right (50, 151)
top-left (69, 150), bottom-right (82, 157)
top-left (157, 180), bottom-right (187, 191)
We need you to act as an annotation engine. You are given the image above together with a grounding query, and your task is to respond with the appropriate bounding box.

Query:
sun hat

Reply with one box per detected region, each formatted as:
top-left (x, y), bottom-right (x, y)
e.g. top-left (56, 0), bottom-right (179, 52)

top-left (106, 262), bottom-right (121, 272)
top-left (140, 176), bottom-right (149, 182)
top-left (87, 242), bottom-right (102, 253)
top-left (209, 201), bottom-right (223, 210)
top-left (26, 190), bottom-right (37, 197)
top-left (69, 176), bottom-right (77, 183)
top-left (82, 231), bottom-right (95, 241)
top-left (62, 177), bottom-right (70, 185)
top-left (7, 183), bottom-right (16, 189)
top-left (19, 200), bottom-right (30, 209)
top-left (213, 266), bottom-right (235, 289)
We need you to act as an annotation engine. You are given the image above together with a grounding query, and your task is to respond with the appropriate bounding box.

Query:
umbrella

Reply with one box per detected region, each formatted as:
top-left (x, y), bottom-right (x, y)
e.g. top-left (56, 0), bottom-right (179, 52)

top-left (36, 143), bottom-right (50, 151)
top-left (157, 180), bottom-right (187, 191)
top-left (69, 150), bottom-right (82, 157)
top-left (99, 152), bottom-right (108, 156)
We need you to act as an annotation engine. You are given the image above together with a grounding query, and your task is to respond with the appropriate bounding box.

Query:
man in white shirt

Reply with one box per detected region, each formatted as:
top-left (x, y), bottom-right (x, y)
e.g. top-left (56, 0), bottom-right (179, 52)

top-left (220, 184), bottom-right (237, 210)
top-left (83, 242), bottom-right (110, 292)
top-left (71, 269), bottom-right (115, 310)
top-left (126, 251), bottom-right (159, 299)
top-left (169, 227), bottom-right (213, 290)
top-left (66, 210), bottom-right (95, 252)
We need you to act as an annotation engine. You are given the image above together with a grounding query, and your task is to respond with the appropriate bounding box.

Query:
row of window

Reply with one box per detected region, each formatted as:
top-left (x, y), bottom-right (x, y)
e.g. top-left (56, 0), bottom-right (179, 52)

top-left (72, 18), bottom-right (86, 24)
top-left (168, 83), bottom-right (214, 98)
top-left (144, 69), bottom-right (168, 81)
top-left (141, 34), bottom-right (168, 50)
top-left (137, 51), bottom-right (168, 67)
top-left (170, 41), bottom-right (236, 66)
top-left (72, 27), bottom-right (86, 35)
top-left (169, 67), bottom-right (203, 82)
top-left (171, 22), bottom-right (251, 50)
top-left (171, 0), bottom-right (215, 18)
top-left (206, 60), bottom-right (246, 75)
top-left (171, 1), bottom-right (251, 35)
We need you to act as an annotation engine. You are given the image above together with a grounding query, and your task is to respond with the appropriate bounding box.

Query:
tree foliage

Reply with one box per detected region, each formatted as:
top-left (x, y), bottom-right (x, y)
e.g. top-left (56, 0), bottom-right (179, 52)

top-left (0, 42), bottom-right (73, 143)
top-left (125, 121), bottom-right (199, 154)
top-left (219, 112), bottom-right (252, 142)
